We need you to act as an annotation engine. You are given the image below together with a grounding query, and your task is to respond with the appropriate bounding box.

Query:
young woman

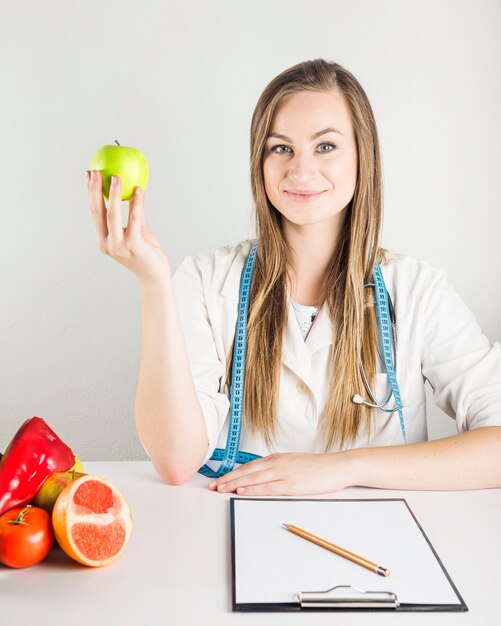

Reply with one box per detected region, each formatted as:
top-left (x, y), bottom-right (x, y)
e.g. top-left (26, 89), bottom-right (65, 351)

top-left (87, 59), bottom-right (501, 495)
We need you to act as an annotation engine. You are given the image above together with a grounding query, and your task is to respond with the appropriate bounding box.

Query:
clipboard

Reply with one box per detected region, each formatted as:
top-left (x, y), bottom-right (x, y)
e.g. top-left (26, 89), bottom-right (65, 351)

top-left (230, 498), bottom-right (468, 612)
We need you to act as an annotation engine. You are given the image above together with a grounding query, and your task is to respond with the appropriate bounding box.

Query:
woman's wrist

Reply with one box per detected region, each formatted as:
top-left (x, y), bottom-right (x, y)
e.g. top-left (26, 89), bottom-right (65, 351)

top-left (336, 448), bottom-right (368, 488)
top-left (140, 272), bottom-right (173, 297)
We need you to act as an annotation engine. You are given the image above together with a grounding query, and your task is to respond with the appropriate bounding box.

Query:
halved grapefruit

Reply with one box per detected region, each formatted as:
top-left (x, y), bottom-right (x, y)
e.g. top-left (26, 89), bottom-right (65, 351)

top-left (52, 474), bottom-right (132, 567)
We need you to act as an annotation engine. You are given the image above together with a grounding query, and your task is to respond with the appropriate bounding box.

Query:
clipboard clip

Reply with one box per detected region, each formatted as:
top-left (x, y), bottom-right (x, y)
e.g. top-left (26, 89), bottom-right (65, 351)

top-left (297, 585), bottom-right (399, 609)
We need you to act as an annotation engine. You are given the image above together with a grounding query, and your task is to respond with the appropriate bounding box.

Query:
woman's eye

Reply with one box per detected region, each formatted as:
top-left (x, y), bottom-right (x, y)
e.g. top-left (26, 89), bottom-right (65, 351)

top-left (270, 144), bottom-right (292, 154)
top-left (318, 143), bottom-right (336, 152)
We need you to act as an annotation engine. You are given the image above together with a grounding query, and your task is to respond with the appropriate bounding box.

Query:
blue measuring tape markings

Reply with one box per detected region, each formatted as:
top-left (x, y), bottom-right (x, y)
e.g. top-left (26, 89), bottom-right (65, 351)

top-left (373, 261), bottom-right (406, 442)
top-left (198, 243), bottom-right (261, 478)
top-left (198, 244), bottom-right (405, 477)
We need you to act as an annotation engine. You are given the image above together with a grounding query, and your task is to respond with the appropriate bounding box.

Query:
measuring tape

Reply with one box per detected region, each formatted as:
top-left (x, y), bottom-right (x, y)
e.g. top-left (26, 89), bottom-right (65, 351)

top-left (198, 243), bottom-right (261, 478)
top-left (373, 261), bottom-right (406, 442)
top-left (198, 243), bottom-right (405, 477)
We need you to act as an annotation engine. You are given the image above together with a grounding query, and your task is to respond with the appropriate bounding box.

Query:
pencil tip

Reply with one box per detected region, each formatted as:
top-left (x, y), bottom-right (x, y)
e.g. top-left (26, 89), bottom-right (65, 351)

top-left (282, 523), bottom-right (289, 529)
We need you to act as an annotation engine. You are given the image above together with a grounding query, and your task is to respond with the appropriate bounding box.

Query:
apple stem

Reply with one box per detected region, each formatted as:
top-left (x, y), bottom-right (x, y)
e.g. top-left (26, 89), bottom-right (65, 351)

top-left (8, 505), bottom-right (32, 525)
top-left (114, 140), bottom-right (121, 146)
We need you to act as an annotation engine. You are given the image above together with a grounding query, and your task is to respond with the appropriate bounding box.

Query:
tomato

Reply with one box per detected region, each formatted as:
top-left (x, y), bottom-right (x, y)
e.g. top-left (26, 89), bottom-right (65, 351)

top-left (0, 505), bottom-right (54, 568)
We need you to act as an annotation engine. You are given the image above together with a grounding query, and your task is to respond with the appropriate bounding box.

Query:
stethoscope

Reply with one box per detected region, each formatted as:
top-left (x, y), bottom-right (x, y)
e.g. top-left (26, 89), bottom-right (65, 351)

top-left (351, 282), bottom-right (400, 414)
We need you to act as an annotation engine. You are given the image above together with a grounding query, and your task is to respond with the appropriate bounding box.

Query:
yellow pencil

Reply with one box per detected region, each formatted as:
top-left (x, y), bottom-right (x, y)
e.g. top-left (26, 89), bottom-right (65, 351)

top-left (282, 523), bottom-right (390, 577)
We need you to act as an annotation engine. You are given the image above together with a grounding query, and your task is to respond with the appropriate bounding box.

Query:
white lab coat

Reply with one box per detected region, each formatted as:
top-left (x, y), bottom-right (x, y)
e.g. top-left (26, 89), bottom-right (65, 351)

top-left (171, 239), bottom-right (501, 466)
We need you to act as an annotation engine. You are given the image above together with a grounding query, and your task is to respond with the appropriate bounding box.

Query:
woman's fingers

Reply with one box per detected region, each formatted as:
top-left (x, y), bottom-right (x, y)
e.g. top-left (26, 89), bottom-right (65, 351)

top-left (88, 173), bottom-right (171, 283)
top-left (124, 186), bottom-right (145, 245)
top-left (106, 174), bottom-right (125, 245)
top-left (208, 456), bottom-right (277, 491)
top-left (214, 467), bottom-right (281, 493)
top-left (234, 481), bottom-right (288, 496)
top-left (87, 170), bottom-right (108, 245)
top-left (208, 457), bottom-right (269, 486)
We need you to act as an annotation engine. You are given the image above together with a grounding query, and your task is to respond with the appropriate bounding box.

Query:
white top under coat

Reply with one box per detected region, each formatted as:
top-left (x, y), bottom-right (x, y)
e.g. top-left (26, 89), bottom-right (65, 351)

top-left (156, 239), bottom-right (501, 465)
top-left (290, 299), bottom-right (320, 339)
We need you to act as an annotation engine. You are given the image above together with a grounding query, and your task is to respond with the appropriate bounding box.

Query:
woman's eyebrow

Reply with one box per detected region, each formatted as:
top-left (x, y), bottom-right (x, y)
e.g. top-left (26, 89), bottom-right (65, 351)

top-left (267, 127), bottom-right (344, 141)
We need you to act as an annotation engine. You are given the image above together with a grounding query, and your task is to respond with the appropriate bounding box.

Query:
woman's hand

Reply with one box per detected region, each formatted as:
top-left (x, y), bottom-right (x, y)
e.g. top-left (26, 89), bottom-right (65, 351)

top-left (87, 170), bottom-right (171, 286)
top-left (207, 452), bottom-right (358, 496)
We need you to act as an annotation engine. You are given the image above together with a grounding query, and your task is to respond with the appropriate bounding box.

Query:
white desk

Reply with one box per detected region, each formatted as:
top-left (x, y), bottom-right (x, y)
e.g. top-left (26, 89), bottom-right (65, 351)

top-left (1, 461), bottom-right (499, 625)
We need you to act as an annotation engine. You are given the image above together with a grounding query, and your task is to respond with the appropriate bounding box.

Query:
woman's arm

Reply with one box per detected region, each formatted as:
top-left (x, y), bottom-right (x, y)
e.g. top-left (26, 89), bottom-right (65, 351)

top-left (351, 426), bottom-right (501, 490)
top-left (87, 170), bottom-right (209, 483)
top-left (208, 426), bottom-right (501, 495)
top-left (136, 279), bottom-right (210, 484)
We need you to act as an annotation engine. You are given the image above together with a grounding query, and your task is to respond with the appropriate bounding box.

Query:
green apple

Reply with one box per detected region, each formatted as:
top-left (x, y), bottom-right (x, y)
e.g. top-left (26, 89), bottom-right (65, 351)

top-left (91, 140), bottom-right (149, 201)
top-left (32, 470), bottom-right (86, 515)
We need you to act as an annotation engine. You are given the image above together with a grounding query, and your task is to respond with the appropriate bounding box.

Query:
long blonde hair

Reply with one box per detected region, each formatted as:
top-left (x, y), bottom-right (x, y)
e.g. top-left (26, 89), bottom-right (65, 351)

top-left (226, 59), bottom-right (384, 450)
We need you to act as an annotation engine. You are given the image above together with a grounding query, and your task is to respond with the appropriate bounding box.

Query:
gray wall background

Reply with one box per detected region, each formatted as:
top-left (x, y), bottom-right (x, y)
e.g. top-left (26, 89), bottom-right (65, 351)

top-left (1, 0), bottom-right (500, 461)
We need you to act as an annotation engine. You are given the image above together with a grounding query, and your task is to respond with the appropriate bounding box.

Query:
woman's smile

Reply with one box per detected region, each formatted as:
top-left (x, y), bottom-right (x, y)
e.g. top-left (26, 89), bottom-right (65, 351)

top-left (285, 189), bottom-right (326, 202)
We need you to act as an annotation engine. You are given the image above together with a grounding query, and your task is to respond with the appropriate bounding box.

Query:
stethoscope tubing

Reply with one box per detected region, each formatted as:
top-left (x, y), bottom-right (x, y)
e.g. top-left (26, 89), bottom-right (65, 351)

top-left (356, 283), bottom-right (399, 413)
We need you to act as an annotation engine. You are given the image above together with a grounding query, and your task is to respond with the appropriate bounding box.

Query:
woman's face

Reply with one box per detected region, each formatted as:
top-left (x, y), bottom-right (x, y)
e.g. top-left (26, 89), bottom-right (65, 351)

top-left (263, 89), bottom-right (358, 228)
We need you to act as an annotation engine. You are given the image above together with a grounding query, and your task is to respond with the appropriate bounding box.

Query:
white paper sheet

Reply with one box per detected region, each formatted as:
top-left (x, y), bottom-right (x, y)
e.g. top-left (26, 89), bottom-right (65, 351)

top-left (232, 498), bottom-right (461, 607)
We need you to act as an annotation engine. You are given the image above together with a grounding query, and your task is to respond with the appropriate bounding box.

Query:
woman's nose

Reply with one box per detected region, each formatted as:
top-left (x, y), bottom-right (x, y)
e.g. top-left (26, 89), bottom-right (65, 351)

top-left (288, 166), bottom-right (318, 186)
top-left (287, 153), bottom-right (317, 183)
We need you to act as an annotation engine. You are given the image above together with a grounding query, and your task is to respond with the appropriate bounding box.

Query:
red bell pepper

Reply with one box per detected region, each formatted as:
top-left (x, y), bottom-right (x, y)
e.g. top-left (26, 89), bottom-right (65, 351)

top-left (0, 416), bottom-right (75, 516)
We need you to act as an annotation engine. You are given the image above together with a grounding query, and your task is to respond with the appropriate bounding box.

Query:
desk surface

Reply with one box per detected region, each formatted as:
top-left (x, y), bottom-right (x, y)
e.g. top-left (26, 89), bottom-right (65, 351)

top-left (1, 461), bottom-right (499, 625)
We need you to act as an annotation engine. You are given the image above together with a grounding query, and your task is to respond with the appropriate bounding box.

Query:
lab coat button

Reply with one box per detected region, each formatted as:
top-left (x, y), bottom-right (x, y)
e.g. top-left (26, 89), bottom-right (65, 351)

top-left (296, 381), bottom-right (310, 394)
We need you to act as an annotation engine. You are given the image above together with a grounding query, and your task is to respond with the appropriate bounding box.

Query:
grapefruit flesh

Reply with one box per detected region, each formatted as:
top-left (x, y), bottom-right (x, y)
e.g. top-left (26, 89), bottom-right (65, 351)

top-left (52, 475), bottom-right (132, 567)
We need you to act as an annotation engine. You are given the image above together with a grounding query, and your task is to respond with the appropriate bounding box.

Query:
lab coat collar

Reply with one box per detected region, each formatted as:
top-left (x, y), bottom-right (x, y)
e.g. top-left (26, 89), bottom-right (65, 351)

top-left (220, 242), bottom-right (251, 302)
top-left (282, 300), bottom-right (333, 386)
